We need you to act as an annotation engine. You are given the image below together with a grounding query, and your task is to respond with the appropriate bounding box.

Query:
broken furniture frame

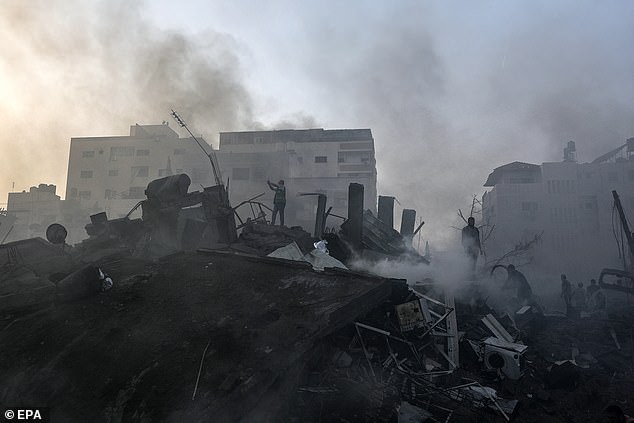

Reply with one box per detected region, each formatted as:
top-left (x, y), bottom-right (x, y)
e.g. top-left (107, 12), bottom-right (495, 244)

top-left (411, 289), bottom-right (459, 370)
top-left (230, 192), bottom-right (273, 230)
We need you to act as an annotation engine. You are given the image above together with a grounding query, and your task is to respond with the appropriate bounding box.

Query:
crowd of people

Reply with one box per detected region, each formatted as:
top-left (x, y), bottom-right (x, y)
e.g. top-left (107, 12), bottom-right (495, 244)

top-left (560, 274), bottom-right (607, 317)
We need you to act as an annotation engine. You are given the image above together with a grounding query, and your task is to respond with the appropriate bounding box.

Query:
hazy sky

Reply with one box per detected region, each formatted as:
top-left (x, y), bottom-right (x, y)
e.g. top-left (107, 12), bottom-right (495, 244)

top-left (1, 0), bottom-right (633, 247)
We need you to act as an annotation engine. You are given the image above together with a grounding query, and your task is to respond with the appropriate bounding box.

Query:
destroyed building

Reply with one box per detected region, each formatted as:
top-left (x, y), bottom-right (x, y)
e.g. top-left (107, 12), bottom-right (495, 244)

top-left (2, 168), bottom-right (634, 422)
top-left (3, 123), bottom-right (634, 423)
top-left (64, 123), bottom-right (216, 221)
top-left (482, 139), bottom-right (634, 278)
top-left (216, 128), bottom-right (378, 231)
top-left (58, 124), bottom-right (378, 245)
top-left (4, 184), bottom-right (86, 244)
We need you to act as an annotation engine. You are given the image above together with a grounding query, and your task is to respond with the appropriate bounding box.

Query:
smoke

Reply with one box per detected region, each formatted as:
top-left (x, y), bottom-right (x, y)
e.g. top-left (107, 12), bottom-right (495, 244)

top-left (351, 250), bottom-right (472, 295)
top-left (289, 1), bottom-right (634, 248)
top-left (350, 247), bottom-right (574, 315)
top-left (3, 0), bottom-right (634, 254)
top-left (0, 0), bottom-right (317, 203)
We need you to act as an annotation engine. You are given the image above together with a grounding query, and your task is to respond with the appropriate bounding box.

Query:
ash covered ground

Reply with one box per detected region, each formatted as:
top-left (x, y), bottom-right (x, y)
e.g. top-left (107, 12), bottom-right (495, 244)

top-left (1, 178), bottom-right (634, 423)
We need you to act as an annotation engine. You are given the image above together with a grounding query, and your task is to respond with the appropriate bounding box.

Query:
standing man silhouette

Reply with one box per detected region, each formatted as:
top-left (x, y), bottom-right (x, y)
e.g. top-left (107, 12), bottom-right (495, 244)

top-left (462, 217), bottom-right (481, 274)
top-left (267, 179), bottom-right (286, 226)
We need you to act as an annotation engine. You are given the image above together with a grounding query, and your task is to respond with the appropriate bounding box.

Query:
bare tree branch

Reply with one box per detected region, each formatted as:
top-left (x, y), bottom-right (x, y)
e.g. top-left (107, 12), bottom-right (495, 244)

top-left (482, 224), bottom-right (495, 243)
top-left (457, 209), bottom-right (467, 224)
top-left (484, 231), bottom-right (544, 269)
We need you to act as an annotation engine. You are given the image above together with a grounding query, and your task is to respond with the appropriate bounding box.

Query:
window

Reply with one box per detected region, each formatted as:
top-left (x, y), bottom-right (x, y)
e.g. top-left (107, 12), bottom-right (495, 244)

top-left (110, 146), bottom-right (134, 161)
top-left (580, 195), bottom-right (597, 210)
top-left (131, 166), bottom-right (149, 178)
top-left (232, 168), bottom-right (250, 180)
top-left (234, 137), bottom-right (254, 145)
top-left (338, 152), bottom-right (346, 163)
top-left (128, 187), bottom-right (145, 199)
top-left (315, 156), bottom-right (328, 163)
top-left (521, 202), bottom-right (538, 220)
top-left (108, 169), bottom-right (119, 177)
top-left (82, 151), bottom-right (95, 158)
top-left (105, 189), bottom-right (118, 200)
top-left (78, 191), bottom-right (91, 199)
top-left (548, 179), bottom-right (575, 193)
top-left (80, 170), bottom-right (93, 178)
top-left (174, 148), bottom-right (186, 155)
top-left (136, 149), bottom-right (150, 157)
top-left (628, 170), bottom-right (634, 181)
top-left (297, 157), bottom-right (303, 164)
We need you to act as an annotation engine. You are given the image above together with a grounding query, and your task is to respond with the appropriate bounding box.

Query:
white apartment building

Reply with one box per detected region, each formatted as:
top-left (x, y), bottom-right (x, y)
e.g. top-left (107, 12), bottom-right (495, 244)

top-left (482, 140), bottom-right (634, 279)
top-left (65, 123), bottom-right (215, 220)
top-left (5, 184), bottom-right (86, 243)
top-left (66, 124), bottom-right (378, 232)
top-left (217, 128), bottom-right (378, 230)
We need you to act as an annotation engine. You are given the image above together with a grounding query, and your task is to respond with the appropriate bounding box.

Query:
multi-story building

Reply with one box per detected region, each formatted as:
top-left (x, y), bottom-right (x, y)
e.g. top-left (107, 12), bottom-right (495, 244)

top-left (217, 128), bottom-right (377, 230)
top-left (65, 123), bottom-right (215, 220)
top-left (66, 124), bottom-right (378, 233)
top-left (5, 184), bottom-right (86, 243)
top-left (482, 140), bottom-right (634, 279)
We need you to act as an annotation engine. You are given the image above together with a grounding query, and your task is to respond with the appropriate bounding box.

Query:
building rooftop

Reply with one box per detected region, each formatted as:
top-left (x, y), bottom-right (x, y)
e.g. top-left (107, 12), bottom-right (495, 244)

top-left (484, 161), bottom-right (540, 187)
top-left (219, 128), bottom-right (373, 146)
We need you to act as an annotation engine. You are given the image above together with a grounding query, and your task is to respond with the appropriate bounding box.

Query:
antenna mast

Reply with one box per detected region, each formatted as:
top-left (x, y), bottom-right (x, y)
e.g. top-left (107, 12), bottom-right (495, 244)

top-left (170, 109), bottom-right (222, 186)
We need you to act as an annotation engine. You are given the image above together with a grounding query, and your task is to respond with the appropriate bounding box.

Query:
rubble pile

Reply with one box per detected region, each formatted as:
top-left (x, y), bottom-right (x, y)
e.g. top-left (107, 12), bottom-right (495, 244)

top-left (283, 289), bottom-right (634, 422)
top-left (1, 250), bottom-right (401, 422)
top-left (2, 177), bottom-right (634, 422)
top-left (237, 222), bottom-right (315, 256)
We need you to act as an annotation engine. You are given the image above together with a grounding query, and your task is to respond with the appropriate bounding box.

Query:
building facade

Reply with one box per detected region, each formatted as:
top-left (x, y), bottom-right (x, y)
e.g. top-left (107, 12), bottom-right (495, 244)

top-left (5, 184), bottom-right (86, 243)
top-left (65, 124), bottom-right (378, 234)
top-left (217, 128), bottom-right (378, 230)
top-left (65, 123), bottom-right (215, 220)
top-left (482, 140), bottom-right (634, 279)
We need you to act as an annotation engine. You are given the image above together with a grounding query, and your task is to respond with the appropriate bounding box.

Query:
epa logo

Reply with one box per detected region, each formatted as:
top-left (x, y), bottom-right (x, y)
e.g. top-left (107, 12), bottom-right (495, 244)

top-left (4, 409), bottom-right (44, 420)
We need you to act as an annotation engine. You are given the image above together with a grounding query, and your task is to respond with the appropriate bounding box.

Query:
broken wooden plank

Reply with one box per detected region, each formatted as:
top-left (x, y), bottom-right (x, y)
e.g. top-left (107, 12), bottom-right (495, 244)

top-left (481, 314), bottom-right (514, 343)
top-left (445, 293), bottom-right (459, 369)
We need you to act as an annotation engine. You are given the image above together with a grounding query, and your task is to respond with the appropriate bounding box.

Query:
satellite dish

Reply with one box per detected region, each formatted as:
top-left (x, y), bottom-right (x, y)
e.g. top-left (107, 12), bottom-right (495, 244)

top-left (46, 223), bottom-right (68, 245)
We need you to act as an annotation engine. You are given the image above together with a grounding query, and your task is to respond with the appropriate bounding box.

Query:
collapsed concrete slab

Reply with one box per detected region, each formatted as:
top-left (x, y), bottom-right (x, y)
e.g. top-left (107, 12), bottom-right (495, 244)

top-left (0, 238), bottom-right (79, 313)
top-left (0, 250), bottom-right (403, 422)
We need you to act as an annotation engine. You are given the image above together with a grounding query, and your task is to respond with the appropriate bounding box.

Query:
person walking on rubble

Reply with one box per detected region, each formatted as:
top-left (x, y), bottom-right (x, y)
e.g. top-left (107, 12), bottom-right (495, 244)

top-left (503, 264), bottom-right (533, 305)
top-left (560, 274), bottom-right (572, 316)
top-left (587, 278), bottom-right (600, 296)
top-left (461, 217), bottom-right (481, 275)
top-left (267, 179), bottom-right (286, 226)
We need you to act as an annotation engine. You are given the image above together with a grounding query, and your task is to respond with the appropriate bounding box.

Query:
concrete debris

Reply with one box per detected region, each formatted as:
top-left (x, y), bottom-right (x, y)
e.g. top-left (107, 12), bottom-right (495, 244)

top-left (481, 313), bottom-right (515, 343)
top-left (545, 361), bottom-right (580, 390)
top-left (398, 401), bottom-right (432, 422)
top-left (239, 221), bottom-right (315, 256)
top-left (341, 209), bottom-right (429, 264)
top-left (267, 241), bottom-right (348, 271)
top-left (2, 176), bottom-right (634, 422)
